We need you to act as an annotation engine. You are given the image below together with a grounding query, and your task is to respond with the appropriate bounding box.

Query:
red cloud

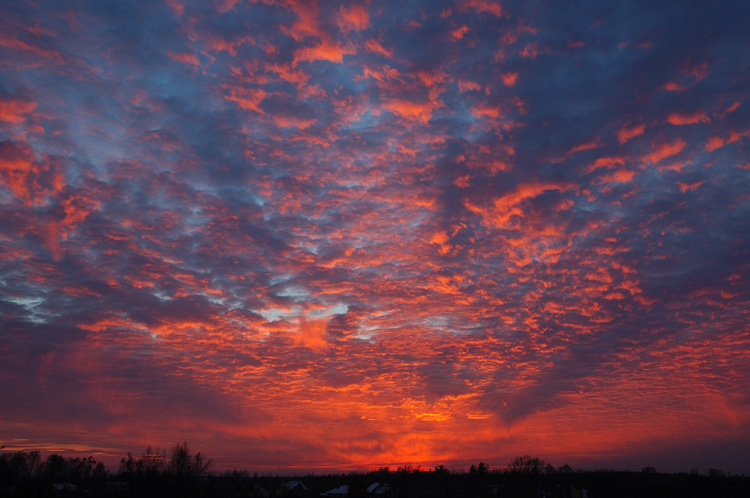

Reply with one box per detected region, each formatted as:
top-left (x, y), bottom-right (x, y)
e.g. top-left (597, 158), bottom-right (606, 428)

top-left (0, 140), bottom-right (64, 205)
top-left (0, 97), bottom-right (37, 123)
top-left (0, 33), bottom-right (65, 64)
top-left (585, 156), bottom-right (627, 174)
top-left (463, 0), bottom-right (502, 17)
top-left (666, 110), bottom-right (710, 125)
top-left (458, 80), bottom-right (481, 93)
top-left (383, 98), bottom-right (439, 124)
top-left (681, 60), bottom-right (708, 81)
top-left (166, 0), bottom-right (184, 15)
top-left (223, 86), bottom-right (267, 113)
top-left (466, 181), bottom-right (575, 228)
top-left (678, 180), bottom-right (705, 193)
top-left (338, 4), bottom-right (370, 33)
top-left (705, 130), bottom-right (749, 152)
top-left (214, 0), bottom-right (240, 13)
top-left (643, 139), bottom-right (686, 163)
top-left (167, 50), bottom-right (200, 66)
top-left (471, 105), bottom-right (502, 119)
top-left (451, 25), bottom-right (470, 40)
top-left (281, 1), bottom-right (323, 42)
top-left (521, 42), bottom-right (539, 58)
top-left (294, 39), bottom-right (354, 65)
top-left (565, 139), bottom-right (601, 158)
top-left (661, 81), bottom-right (686, 92)
top-left (596, 169), bottom-right (638, 184)
top-left (365, 39), bottom-right (393, 58)
top-left (617, 123), bottom-right (645, 144)
top-left (501, 72), bottom-right (518, 87)
top-left (270, 115), bottom-right (317, 130)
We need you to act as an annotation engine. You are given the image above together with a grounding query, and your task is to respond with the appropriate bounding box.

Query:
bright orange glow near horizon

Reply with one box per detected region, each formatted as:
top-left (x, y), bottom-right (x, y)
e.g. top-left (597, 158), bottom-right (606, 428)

top-left (1, 0), bottom-right (750, 475)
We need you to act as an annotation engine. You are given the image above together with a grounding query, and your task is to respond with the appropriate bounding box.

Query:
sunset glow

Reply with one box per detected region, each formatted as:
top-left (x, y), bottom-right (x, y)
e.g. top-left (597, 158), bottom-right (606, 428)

top-left (1, 0), bottom-right (749, 474)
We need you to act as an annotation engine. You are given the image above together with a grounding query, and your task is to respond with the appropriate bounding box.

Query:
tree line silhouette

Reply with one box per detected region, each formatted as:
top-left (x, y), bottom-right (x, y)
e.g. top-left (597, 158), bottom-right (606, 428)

top-left (1, 445), bottom-right (748, 498)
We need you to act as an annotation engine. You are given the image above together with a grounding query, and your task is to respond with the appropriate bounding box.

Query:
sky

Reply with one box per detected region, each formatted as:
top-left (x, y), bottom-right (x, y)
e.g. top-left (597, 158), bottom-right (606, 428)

top-left (1, 0), bottom-right (750, 474)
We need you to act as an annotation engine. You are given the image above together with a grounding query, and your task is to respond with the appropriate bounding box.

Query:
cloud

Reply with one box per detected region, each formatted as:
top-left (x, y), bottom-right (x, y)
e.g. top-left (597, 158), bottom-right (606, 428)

top-left (1, 0), bottom-right (749, 474)
top-left (666, 110), bottom-right (710, 125)
top-left (338, 4), bottom-right (370, 34)
top-left (617, 123), bottom-right (645, 144)
top-left (293, 39), bottom-right (355, 65)
top-left (0, 96), bottom-right (36, 123)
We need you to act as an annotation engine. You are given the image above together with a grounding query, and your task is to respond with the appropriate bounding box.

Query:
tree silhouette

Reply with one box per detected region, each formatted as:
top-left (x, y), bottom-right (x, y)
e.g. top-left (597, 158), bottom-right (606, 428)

top-left (169, 441), bottom-right (211, 476)
top-left (558, 464), bottom-right (574, 475)
top-left (508, 455), bottom-right (546, 474)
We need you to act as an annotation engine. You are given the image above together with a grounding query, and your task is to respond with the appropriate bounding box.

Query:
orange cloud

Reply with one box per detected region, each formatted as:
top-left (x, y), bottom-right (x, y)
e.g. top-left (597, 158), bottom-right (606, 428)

top-left (585, 156), bottom-right (626, 174)
top-left (662, 81), bottom-right (687, 92)
top-left (338, 4), bottom-right (370, 33)
top-left (706, 136), bottom-right (725, 152)
top-left (724, 100), bottom-right (741, 115)
top-left (521, 42), bottom-right (538, 58)
top-left (466, 182), bottom-right (575, 228)
top-left (596, 169), bottom-right (638, 184)
top-left (281, 1), bottom-right (323, 42)
top-left (293, 317), bottom-right (329, 349)
top-left (705, 130), bottom-right (749, 152)
top-left (166, 0), bottom-right (184, 15)
top-left (0, 97), bottom-right (37, 123)
top-left (61, 194), bottom-right (101, 237)
top-left (0, 33), bottom-right (65, 64)
top-left (0, 140), bottom-right (64, 205)
top-left (224, 86), bottom-right (267, 113)
top-left (463, 0), bottom-right (502, 17)
top-left (451, 26), bottom-right (470, 40)
top-left (167, 50), bottom-right (200, 66)
top-left (643, 139), bottom-right (686, 163)
top-left (617, 123), bottom-right (645, 144)
top-left (214, 0), bottom-right (240, 13)
top-left (454, 175), bottom-right (470, 187)
top-left (458, 80), bottom-right (481, 93)
top-left (430, 230), bottom-right (451, 255)
top-left (485, 160), bottom-right (512, 173)
top-left (365, 39), bottom-right (393, 58)
top-left (681, 60), bottom-right (708, 81)
top-left (268, 63), bottom-right (311, 86)
top-left (666, 110), bottom-right (710, 125)
top-left (383, 98), bottom-right (440, 124)
top-left (416, 69), bottom-right (447, 88)
top-left (271, 115), bottom-right (317, 129)
top-left (471, 105), bottom-right (502, 119)
top-left (678, 180), bottom-right (705, 193)
top-left (501, 72), bottom-right (518, 87)
top-left (294, 39), bottom-right (354, 65)
top-left (565, 139), bottom-right (601, 158)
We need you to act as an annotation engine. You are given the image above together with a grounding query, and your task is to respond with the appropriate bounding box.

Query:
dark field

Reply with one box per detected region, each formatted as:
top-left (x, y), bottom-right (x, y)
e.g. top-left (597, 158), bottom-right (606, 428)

top-left (2, 449), bottom-right (748, 498)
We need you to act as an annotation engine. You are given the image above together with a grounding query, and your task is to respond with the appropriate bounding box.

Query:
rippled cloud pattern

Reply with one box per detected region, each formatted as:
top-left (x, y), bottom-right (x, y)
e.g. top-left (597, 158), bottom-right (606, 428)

top-left (1, 0), bottom-right (749, 472)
